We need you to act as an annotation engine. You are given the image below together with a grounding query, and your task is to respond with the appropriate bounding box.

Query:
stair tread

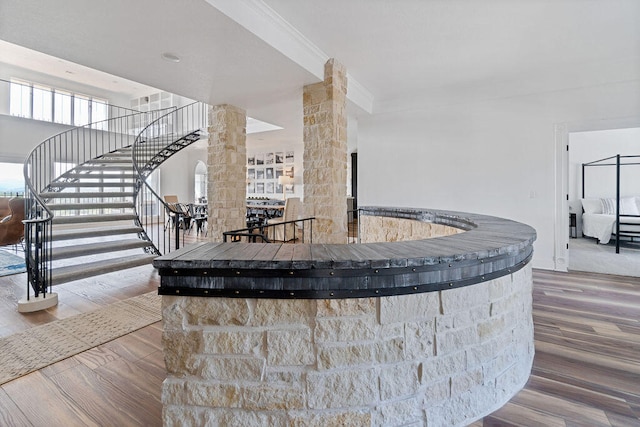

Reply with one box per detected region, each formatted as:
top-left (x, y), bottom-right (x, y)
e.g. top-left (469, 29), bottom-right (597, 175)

top-left (51, 254), bottom-right (156, 286)
top-left (51, 239), bottom-right (153, 260)
top-left (52, 213), bottom-right (138, 224)
top-left (47, 202), bottom-right (135, 210)
top-left (49, 182), bottom-right (135, 187)
top-left (40, 192), bottom-right (135, 198)
top-left (52, 225), bottom-right (143, 240)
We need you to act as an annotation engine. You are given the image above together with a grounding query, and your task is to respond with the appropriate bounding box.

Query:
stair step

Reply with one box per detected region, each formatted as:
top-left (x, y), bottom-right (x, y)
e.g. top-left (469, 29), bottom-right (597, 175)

top-left (51, 254), bottom-right (156, 286)
top-left (83, 158), bottom-right (133, 165)
top-left (62, 172), bottom-right (138, 180)
top-left (51, 239), bottom-right (154, 260)
top-left (52, 213), bottom-right (138, 224)
top-left (73, 165), bottom-right (134, 171)
top-left (52, 225), bottom-right (144, 241)
top-left (40, 191), bottom-right (135, 199)
top-left (48, 181), bottom-right (135, 188)
top-left (47, 202), bottom-right (135, 210)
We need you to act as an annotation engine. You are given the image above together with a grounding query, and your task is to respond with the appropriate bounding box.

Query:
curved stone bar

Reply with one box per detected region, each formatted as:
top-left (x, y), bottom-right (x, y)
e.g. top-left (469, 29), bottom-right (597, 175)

top-left (155, 207), bottom-right (536, 299)
top-left (155, 207), bottom-right (536, 426)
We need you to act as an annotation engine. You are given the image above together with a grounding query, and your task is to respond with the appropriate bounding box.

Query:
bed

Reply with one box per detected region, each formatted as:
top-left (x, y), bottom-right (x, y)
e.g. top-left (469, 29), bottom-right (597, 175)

top-left (581, 154), bottom-right (640, 253)
top-left (581, 197), bottom-right (640, 245)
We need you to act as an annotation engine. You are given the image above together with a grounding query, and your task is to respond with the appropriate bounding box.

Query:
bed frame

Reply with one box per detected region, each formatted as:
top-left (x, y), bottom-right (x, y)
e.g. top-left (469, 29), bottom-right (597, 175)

top-left (582, 154), bottom-right (640, 254)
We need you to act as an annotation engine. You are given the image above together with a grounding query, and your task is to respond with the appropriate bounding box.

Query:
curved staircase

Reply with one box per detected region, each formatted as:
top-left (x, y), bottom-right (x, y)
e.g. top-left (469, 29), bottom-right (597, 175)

top-left (22, 103), bottom-right (207, 311)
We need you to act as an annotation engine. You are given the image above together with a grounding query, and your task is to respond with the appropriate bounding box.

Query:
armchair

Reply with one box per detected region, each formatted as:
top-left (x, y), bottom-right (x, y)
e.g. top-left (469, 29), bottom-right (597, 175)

top-left (0, 197), bottom-right (25, 248)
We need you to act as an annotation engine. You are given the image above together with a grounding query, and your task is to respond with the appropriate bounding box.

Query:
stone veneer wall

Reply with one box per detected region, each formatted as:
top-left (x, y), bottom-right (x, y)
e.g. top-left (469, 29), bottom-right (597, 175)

top-left (161, 266), bottom-right (533, 426)
top-left (359, 216), bottom-right (463, 243)
top-left (207, 104), bottom-right (246, 241)
top-left (302, 59), bottom-right (348, 244)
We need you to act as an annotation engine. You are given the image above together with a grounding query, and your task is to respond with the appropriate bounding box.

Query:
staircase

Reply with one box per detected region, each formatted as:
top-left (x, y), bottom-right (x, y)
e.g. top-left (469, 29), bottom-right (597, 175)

top-left (22, 103), bottom-right (208, 309)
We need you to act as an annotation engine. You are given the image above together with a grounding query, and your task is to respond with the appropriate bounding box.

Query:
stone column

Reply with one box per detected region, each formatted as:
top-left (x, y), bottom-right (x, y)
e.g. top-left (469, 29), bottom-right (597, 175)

top-left (207, 104), bottom-right (246, 241)
top-left (303, 59), bottom-right (348, 244)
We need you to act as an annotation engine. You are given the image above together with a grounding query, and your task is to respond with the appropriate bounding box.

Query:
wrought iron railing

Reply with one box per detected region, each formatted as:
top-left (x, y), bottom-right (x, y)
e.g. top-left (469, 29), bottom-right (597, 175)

top-left (223, 217), bottom-right (315, 243)
top-left (132, 102), bottom-right (208, 255)
top-left (22, 107), bottom-right (175, 301)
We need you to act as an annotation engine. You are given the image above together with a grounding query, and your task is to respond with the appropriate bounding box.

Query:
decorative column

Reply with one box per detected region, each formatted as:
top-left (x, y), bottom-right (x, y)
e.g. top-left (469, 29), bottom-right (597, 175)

top-left (207, 104), bottom-right (246, 241)
top-left (303, 59), bottom-right (348, 244)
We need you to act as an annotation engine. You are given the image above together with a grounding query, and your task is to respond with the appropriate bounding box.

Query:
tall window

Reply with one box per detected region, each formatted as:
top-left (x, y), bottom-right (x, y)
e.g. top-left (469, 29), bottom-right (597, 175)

top-left (54, 90), bottom-right (72, 124)
top-left (9, 79), bottom-right (108, 127)
top-left (194, 161), bottom-right (208, 202)
top-left (9, 80), bottom-right (30, 118)
top-left (33, 84), bottom-right (53, 122)
top-left (0, 162), bottom-right (25, 197)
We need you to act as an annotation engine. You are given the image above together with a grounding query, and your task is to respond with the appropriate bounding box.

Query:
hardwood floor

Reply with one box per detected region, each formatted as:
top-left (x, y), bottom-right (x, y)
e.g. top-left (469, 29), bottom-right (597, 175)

top-left (0, 257), bottom-right (638, 425)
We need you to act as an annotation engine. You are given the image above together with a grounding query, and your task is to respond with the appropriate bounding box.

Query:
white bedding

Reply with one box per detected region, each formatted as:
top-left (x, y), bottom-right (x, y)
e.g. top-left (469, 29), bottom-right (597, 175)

top-left (582, 213), bottom-right (640, 244)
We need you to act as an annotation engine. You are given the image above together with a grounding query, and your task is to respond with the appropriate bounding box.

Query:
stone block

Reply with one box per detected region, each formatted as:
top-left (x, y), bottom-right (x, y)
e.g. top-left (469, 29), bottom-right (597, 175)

top-left (405, 321), bottom-right (435, 359)
top-left (198, 355), bottom-right (265, 381)
top-left (163, 330), bottom-right (201, 375)
top-left (289, 411), bottom-right (372, 427)
top-left (267, 328), bottom-right (315, 366)
top-left (315, 297), bottom-right (374, 319)
top-left (317, 342), bottom-right (375, 370)
top-left (436, 325), bottom-right (479, 355)
top-left (374, 397), bottom-right (423, 426)
top-left (380, 292), bottom-right (439, 324)
top-left (315, 317), bottom-right (376, 342)
top-left (379, 362), bottom-right (420, 400)
top-left (307, 368), bottom-right (378, 409)
top-left (440, 283), bottom-right (489, 314)
top-left (185, 297), bottom-right (250, 326)
top-left (242, 384), bottom-right (306, 411)
top-left (252, 299), bottom-right (314, 326)
top-left (201, 330), bottom-right (263, 355)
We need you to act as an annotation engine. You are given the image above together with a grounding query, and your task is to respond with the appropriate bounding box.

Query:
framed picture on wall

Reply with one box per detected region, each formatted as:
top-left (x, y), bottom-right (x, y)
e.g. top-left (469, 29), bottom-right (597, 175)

top-left (266, 168), bottom-right (274, 179)
top-left (286, 151), bottom-right (294, 163)
top-left (247, 182), bottom-right (255, 193)
top-left (265, 152), bottom-right (274, 164)
top-left (266, 182), bottom-right (274, 194)
top-left (256, 182), bottom-right (264, 193)
top-left (248, 168), bottom-right (255, 180)
top-left (256, 153), bottom-right (264, 165)
top-left (256, 168), bottom-right (265, 180)
top-left (276, 183), bottom-right (283, 194)
top-left (275, 166), bottom-right (283, 179)
top-left (275, 152), bottom-right (284, 163)
top-left (285, 166), bottom-right (294, 178)
top-left (247, 155), bottom-right (255, 166)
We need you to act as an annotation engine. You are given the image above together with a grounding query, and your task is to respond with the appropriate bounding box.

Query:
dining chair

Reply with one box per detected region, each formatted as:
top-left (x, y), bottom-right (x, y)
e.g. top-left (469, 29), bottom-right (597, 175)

top-left (267, 197), bottom-right (301, 242)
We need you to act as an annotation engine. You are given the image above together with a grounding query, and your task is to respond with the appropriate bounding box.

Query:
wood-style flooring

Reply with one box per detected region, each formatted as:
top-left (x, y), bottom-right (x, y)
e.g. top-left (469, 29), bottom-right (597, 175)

top-left (0, 249), bottom-right (638, 425)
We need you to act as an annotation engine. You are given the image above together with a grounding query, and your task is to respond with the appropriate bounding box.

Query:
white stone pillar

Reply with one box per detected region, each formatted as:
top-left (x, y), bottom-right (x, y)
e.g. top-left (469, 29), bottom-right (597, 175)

top-left (303, 59), bottom-right (348, 244)
top-left (207, 104), bottom-right (246, 241)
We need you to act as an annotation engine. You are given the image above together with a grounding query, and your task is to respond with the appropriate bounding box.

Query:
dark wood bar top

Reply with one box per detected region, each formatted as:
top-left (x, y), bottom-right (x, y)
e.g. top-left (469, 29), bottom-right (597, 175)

top-left (154, 206), bottom-right (536, 298)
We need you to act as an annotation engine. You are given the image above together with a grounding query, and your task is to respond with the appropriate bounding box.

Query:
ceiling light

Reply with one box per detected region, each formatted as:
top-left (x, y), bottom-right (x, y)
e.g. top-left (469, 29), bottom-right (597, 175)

top-left (161, 52), bottom-right (180, 63)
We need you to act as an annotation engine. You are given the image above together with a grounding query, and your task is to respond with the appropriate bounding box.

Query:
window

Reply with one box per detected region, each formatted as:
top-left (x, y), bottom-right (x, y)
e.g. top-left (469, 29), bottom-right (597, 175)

top-left (9, 80), bottom-right (30, 118)
top-left (33, 85), bottom-right (53, 122)
top-left (0, 162), bottom-right (25, 197)
top-left (194, 161), bottom-right (208, 202)
top-left (54, 90), bottom-right (72, 125)
top-left (9, 79), bottom-right (108, 127)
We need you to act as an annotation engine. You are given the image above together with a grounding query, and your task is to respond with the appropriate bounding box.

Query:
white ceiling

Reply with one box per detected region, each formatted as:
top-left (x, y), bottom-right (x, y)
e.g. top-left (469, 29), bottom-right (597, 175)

top-left (1, 0), bottom-right (639, 144)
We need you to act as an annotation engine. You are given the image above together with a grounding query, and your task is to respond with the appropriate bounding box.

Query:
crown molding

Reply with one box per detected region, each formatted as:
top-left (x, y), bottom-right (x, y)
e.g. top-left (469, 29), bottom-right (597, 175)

top-left (205, 0), bottom-right (373, 113)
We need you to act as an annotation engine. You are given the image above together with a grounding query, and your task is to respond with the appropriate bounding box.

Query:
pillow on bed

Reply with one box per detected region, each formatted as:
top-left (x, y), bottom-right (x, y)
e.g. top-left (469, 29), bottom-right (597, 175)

top-left (599, 197), bottom-right (640, 215)
top-left (621, 197), bottom-right (640, 215)
top-left (581, 198), bottom-right (602, 214)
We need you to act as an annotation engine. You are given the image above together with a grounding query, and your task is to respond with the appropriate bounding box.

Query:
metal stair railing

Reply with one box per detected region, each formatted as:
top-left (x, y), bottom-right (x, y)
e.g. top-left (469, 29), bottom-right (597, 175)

top-left (132, 102), bottom-right (208, 255)
top-left (23, 107), bottom-right (175, 301)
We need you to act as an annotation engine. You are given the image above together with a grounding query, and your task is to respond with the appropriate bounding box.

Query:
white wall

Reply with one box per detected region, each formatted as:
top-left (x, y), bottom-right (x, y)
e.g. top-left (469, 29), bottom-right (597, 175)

top-left (158, 143), bottom-right (207, 203)
top-left (358, 80), bottom-right (640, 271)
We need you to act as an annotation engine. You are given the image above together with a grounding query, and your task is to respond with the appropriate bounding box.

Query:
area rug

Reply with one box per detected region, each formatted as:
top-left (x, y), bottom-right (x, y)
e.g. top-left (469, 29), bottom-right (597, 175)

top-left (0, 291), bottom-right (161, 385)
top-left (0, 249), bottom-right (26, 277)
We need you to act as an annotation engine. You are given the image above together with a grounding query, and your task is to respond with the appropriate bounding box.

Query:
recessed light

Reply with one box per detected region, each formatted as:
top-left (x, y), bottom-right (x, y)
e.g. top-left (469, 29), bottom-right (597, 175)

top-left (161, 52), bottom-right (180, 63)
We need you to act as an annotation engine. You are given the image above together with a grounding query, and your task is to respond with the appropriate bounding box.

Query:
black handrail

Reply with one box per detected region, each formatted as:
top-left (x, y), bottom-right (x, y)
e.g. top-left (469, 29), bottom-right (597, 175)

top-left (132, 102), bottom-right (208, 255)
top-left (22, 107), bottom-right (176, 301)
top-left (223, 217), bottom-right (315, 243)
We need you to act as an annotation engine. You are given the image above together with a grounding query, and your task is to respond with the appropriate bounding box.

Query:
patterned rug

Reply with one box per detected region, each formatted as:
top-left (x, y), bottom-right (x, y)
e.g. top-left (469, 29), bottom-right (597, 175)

top-left (0, 249), bottom-right (26, 277)
top-left (0, 291), bottom-right (161, 385)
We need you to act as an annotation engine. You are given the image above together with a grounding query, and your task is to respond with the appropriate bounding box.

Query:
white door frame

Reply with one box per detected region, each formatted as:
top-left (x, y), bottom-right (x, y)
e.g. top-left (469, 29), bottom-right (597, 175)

top-left (554, 116), bottom-right (640, 271)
